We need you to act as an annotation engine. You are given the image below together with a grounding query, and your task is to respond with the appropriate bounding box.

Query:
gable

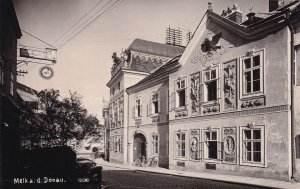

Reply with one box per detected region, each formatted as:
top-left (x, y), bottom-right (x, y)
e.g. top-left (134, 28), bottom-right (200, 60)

top-left (179, 12), bottom-right (244, 71)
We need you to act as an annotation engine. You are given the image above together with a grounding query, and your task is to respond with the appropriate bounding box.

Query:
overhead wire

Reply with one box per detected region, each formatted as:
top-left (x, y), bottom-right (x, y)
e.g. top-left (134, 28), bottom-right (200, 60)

top-left (57, 0), bottom-right (122, 49)
top-left (56, 0), bottom-right (117, 48)
top-left (21, 29), bottom-right (56, 49)
top-left (52, 0), bottom-right (105, 45)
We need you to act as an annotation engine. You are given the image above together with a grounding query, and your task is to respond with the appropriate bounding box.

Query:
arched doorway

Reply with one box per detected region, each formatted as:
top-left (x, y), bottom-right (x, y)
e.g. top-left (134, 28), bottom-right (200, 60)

top-left (133, 133), bottom-right (146, 162)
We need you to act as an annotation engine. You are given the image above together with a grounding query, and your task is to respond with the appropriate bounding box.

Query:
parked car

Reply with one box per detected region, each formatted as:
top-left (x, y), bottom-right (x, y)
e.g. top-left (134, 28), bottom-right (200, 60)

top-left (14, 146), bottom-right (102, 189)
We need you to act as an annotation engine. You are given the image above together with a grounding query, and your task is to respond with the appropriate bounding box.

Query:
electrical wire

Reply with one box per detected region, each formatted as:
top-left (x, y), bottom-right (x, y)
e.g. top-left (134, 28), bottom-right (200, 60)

top-left (57, 0), bottom-right (122, 49)
top-left (21, 29), bottom-right (56, 49)
top-left (56, 0), bottom-right (116, 48)
top-left (52, 0), bottom-right (105, 45)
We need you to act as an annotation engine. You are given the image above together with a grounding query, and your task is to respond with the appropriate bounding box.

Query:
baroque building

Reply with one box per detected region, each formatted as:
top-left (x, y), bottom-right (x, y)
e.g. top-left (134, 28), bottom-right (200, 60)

top-left (126, 55), bottom-right (181, 168)
top-left (0, 0), bottom-right (22, 186)
top-left (106, 38), bottom-right (184, 164)
top-left (167, 0), bottom-right (300, 181)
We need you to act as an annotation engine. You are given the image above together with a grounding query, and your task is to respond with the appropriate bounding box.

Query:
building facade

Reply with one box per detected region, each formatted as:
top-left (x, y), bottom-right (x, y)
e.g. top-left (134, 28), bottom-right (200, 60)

top-left (106, 39), bottom-right (184, 164)
top-left (126, 56), bottom-right (181, 168)
top-left (167, 1), bottom-right (300, 181)
top-left (0, 0), bottom-right (22, 186)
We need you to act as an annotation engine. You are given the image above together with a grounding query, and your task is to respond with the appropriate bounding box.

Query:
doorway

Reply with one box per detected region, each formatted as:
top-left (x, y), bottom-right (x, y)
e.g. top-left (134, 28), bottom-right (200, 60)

top-left (133, 133), bottom-right (146, 162)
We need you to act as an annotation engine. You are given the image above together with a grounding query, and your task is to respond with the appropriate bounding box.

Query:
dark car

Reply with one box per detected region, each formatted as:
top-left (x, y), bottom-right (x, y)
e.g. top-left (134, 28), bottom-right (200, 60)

top-left (12, 146), bottom-right (102, 189)
top-left (77, 157), bottom-right (102, 183)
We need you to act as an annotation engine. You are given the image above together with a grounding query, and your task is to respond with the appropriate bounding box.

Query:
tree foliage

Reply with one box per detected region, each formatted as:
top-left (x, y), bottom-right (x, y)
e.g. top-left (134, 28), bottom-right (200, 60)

top-left (21, 89), bottom-right (101, 148)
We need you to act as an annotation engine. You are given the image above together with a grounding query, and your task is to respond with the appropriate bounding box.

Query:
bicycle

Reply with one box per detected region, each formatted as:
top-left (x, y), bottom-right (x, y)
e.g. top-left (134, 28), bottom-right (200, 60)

top-left (141, 156), bottom-right (158, 167)
top-left (133, 158), bottom-right (143, 167)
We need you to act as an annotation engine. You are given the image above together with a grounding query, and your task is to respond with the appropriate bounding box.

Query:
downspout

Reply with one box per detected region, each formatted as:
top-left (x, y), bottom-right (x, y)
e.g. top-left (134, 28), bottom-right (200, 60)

top-left (284, 9), bottom-right (295, 181)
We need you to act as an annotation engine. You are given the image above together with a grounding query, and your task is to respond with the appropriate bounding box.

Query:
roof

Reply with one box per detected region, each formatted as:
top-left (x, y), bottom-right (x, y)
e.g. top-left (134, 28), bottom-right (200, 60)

top-left (17, 82), bottom-right (38, 96)
top-left (126, 54), bottom-right (182, 93)
top-left (128, 38), bottom-right (185, 58)
top-left (204, 0), bottom-right (300, 40)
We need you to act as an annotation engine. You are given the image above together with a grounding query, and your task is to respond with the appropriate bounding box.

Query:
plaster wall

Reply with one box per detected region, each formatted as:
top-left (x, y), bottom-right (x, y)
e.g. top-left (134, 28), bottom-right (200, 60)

top-left (169, 111), bottom-right (290, 181)
top-left (168, 20), bottom-right (291, 180)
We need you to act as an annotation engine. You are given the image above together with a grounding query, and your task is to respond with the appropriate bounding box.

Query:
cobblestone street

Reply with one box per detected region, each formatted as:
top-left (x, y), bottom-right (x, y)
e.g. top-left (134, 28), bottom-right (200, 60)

top-left (101, 166), bottom-right (275, 189)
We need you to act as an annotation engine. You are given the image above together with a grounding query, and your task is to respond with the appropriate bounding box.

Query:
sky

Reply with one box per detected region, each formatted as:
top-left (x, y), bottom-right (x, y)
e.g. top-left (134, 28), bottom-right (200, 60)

top-left (13, 0), bottom-right (268, 123)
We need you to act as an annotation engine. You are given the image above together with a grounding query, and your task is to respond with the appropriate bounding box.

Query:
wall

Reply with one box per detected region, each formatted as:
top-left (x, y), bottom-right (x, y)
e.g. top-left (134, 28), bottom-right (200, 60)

top-left (127, 79), bottom-right (169, 167)
top-left (168, 18), bottom-right (292, 180)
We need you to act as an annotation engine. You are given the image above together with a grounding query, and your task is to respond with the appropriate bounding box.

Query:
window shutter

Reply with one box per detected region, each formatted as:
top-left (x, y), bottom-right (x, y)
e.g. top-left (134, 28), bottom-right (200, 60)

top-left (132, 106), bottom-right (135, 118)
top-left (200, 84), bottom-right (204, 103)
top-left (120, 135), bottom-right (124, 153)
top-left (158, 90), bottom-right (161, 113)
top-left (169, 92), bottom-right (175, 111)
top-left (147, 104), bottom-right (151, 117)
top-left (140, 105), bottom-right (143, 117)
top-left (217, 141), bottom-right (224, 161)
top-left (199, 141), bottom-right (204, 159)
top-left (217, 78), bottom-right (221, 100)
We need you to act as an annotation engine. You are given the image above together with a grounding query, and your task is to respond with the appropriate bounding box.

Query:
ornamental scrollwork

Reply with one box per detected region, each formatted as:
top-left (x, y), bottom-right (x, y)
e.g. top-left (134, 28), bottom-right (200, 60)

top-left (190, 73), bottom-right (200, 114)
top-left (224, 61), bottom-right (236, 110)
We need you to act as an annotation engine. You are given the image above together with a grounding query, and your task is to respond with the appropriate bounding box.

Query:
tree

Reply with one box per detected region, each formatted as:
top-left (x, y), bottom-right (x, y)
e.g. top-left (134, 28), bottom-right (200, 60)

top-left (21, 89), bottom-right (101, 148)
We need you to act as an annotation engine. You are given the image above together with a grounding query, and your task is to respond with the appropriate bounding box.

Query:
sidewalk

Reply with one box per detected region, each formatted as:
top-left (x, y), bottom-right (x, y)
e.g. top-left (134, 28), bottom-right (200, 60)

top-left (95, 158), bottom-right (300, 189)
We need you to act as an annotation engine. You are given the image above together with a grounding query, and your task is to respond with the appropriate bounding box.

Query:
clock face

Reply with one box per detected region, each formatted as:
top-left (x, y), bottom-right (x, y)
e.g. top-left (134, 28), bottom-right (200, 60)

top-left (40, 66), bottom-right (54, 79)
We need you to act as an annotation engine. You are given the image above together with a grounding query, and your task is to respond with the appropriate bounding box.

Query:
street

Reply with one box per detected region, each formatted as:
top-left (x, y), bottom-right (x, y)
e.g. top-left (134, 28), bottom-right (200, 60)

top-left (101, 165), bottom-right (276, 189)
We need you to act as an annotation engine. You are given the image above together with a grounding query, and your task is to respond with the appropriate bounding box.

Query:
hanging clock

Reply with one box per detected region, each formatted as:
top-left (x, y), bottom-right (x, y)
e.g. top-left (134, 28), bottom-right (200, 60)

top-left (40, 66), bottom-right (54, 79)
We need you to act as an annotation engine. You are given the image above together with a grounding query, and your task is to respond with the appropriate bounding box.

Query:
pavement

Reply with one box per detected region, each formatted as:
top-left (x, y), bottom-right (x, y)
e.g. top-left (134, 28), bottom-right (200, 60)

top-left (94, 158), bottom-right (300, 189)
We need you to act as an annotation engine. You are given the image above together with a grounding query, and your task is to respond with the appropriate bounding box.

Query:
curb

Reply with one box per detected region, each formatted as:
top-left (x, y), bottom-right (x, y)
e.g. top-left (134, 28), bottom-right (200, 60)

top-left (97, 161), bottom-right (300, 189)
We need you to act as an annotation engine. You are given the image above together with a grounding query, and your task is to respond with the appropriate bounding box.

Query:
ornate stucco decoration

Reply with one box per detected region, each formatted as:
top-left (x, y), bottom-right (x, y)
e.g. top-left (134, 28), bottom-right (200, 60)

top-left (151, 114), bottom-right (159, 123)
top-left (190, 129), bottom-right (200, 160)
top-left (135, 119), bottom-right (142, 126)
top-left (111, 49), bottom-right (130, 76)
top-left (175, 109), bottom-right (188, 118)
top-left (202, 103), bottom-right (220, 114)
top-left (223, 127), bottom-right (237, 164)
top-left (223, 61), bottom-right (236, 110)
top-left (241, 96), bottom-right (265, 109)
top-left (191, 31), bottom-right (236, 68)
top-left (190, 73), bottom-right (200, 114)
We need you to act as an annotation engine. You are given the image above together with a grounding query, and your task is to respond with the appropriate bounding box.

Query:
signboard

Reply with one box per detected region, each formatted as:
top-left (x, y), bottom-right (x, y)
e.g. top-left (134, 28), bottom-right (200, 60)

top-left (20, 48), bottom-right (57, 63)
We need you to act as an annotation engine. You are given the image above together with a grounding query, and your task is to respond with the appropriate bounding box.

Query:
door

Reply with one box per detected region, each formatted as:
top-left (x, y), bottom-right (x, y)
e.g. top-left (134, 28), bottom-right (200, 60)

top-left (133, 133), bottom-right (146, 162)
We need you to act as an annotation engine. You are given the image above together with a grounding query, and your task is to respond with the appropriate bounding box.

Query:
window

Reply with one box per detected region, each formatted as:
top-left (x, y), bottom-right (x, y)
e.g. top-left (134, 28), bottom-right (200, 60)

top-left (242, 51), bottom-right (263, 95)
top-left (152, 92), bottom-right (159, 114)
top-left (112, 87), bottom-right (115, 96)
top-left (240, 126), bottom-right (265, 166)
top-left (10, 72), bottom-right (14, 96)
top-left (134, 99), bottom-right (142, 117)
top-left (201, 129), bottom-right (223, 160)
top-left (152, 134), bottom-right (159, 154)
top-left (175, 78), bottom-right (187, 108)
top-left (117, 82), bottom-right (120, 90)
top-left (175, 131), bottom-right (186, 158)
top-left (203, 68), bottom-right (219, 102)
top-left (204, 130), bottom-right (218, 159)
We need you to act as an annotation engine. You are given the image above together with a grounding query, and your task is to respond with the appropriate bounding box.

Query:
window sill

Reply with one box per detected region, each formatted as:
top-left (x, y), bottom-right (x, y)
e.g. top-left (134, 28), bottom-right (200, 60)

top-left (241, 92), bottom-right (264, 99)
top-left (202, 101), bottom-right (219, 107)
top-left (203, 158), bottom-right (221, 163)
top-left (240, 162), bottom-right (266, 168)
top-left (174, 106), bottom-right (187, 111)
top-left (174, 157), bottom-right (188, 161)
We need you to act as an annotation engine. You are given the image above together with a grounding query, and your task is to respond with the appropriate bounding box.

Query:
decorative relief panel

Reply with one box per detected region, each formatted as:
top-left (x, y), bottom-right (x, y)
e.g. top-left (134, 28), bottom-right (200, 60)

top-left (191, 31), bottom-right (236, 68)
top-left (135, 119), bottom-right (142, 126)
top-left (223, 61), bottom-right (237, 110)
top-left (190, 129), bottom-right (200, 160)
top-left (223, 127), bottom-right (237, 164)
top-left (241, 96), bottom-right (265, 109)
top-left (151, 115), bottom-right (159, 123)
top-left (190, 73), bottom-right (200, 114)
top-left (175, 109), bottom-right (188, 118)
top-left (202, 103), bottom-right (220, 114)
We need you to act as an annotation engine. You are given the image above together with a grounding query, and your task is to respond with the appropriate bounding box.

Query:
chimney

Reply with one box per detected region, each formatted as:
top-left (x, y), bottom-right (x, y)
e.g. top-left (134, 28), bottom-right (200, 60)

top-left (269, 0), bottom-right (285, 12)
top-left (221, 4), bottom-right (243, 24)
top-left (227, 11), bottom-right (242, 24)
